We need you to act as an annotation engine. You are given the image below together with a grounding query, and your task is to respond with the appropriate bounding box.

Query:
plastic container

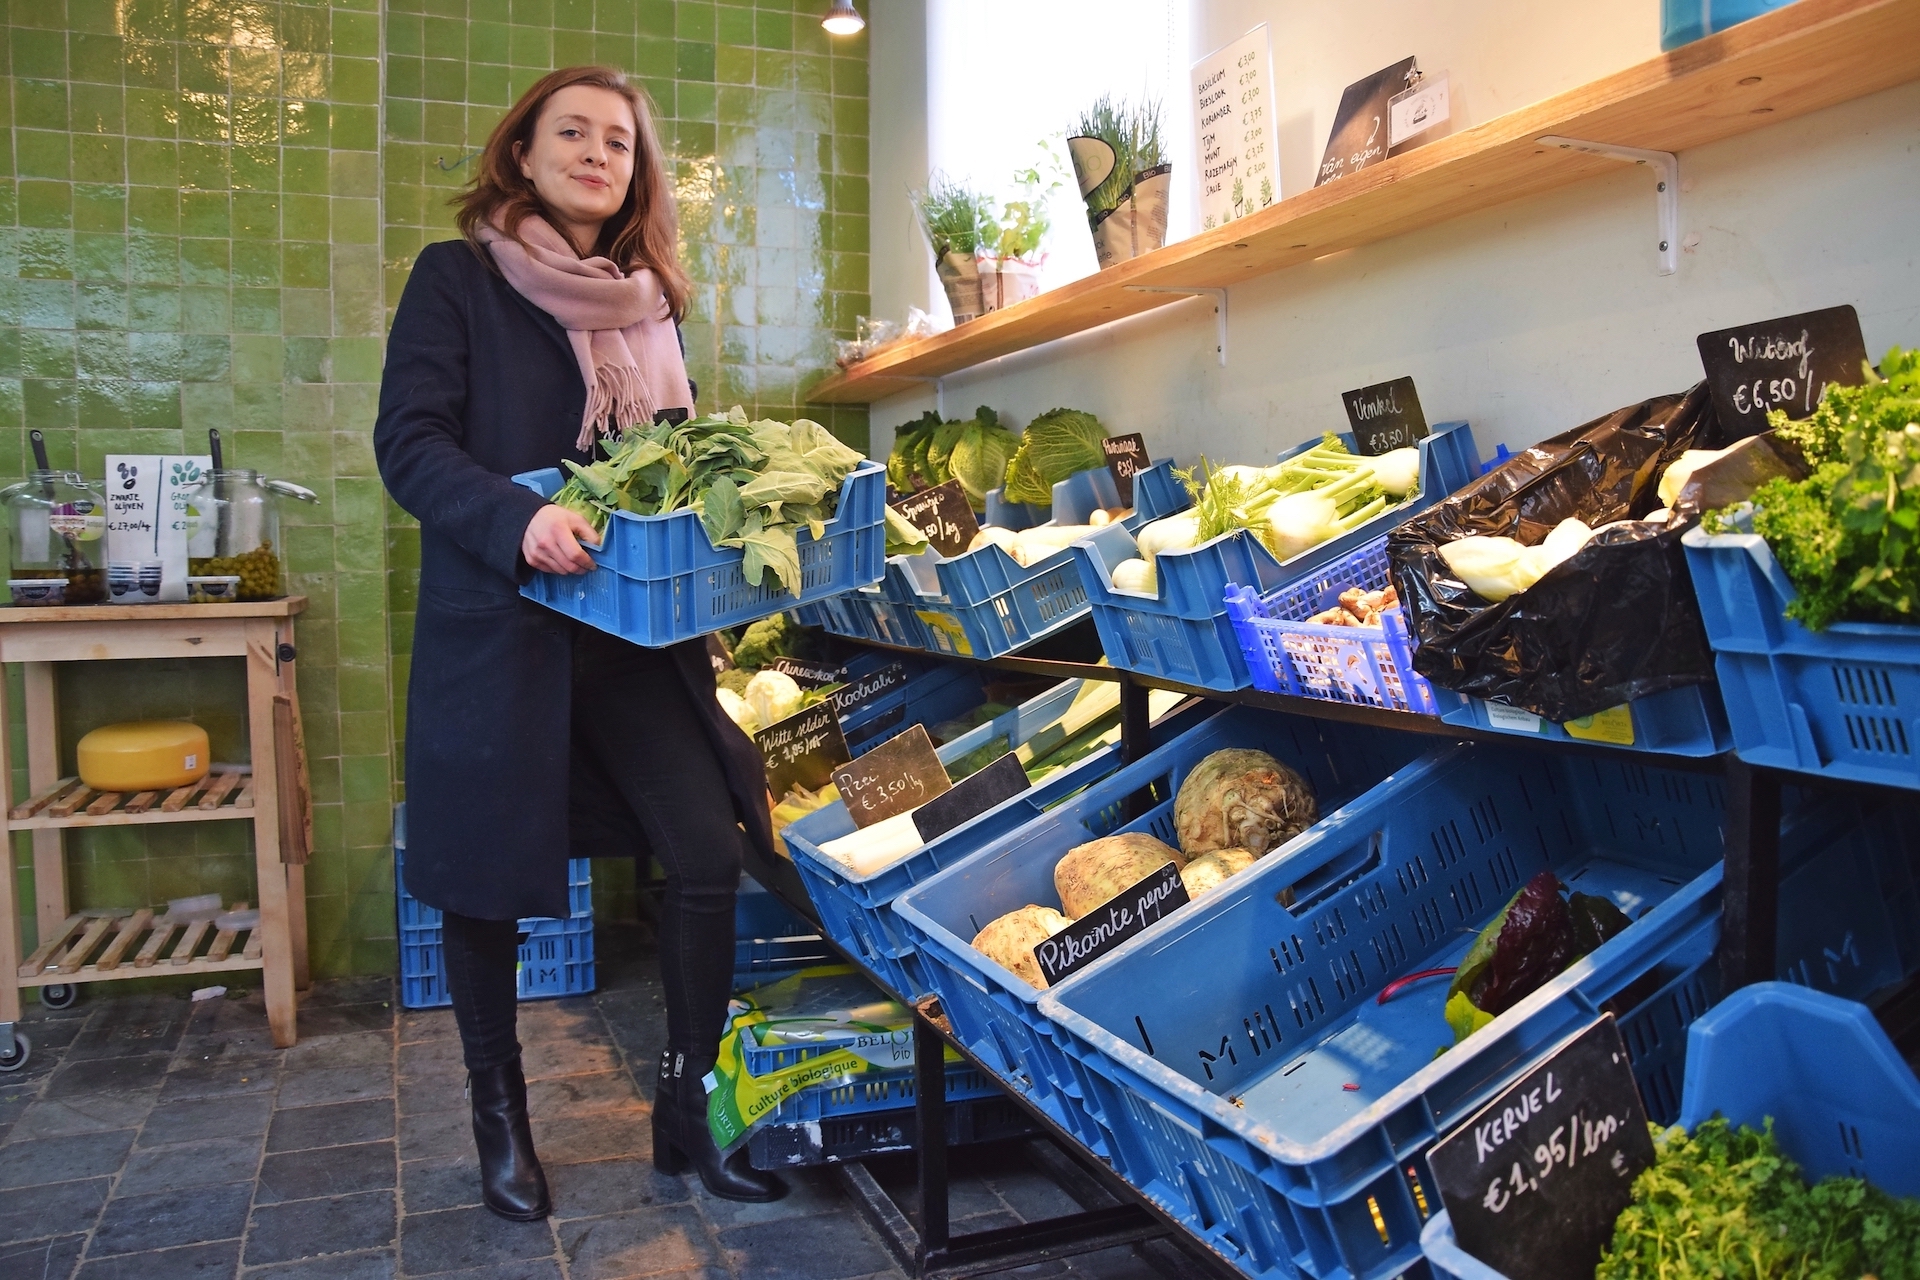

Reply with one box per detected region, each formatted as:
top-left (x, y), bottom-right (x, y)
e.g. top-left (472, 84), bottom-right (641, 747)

top-left (1661, 0), bottom-right (1800, 50)
top-left (1421, 980), bottom-right (1920, 1280)
top-left (1685, 526), bottom-right (1920, 787)
top-left (513, 460), bottom-right (886, 647)
top-left (185, 469), bottom-right (316, 600)
top-left (748, 1091), bottom-right (1034, 1169)
top-left (394, 809), bottom-right (596, 1009)
top-left (8, 578), bottom-right (65, 606)
top-left (1429, 683), bottom-right (1733, 756)
top-left (186, 575), bottom-right (241, 603)
top-left (1224, 535), bottom-right (1438, 713)
top-left (752, 1062), bottom-right (1004, 1128)
top-left (792, 586), bottom-right (932, 649)
top-left (890, 704), bottom-right (1434, 1157)
top-left (783, 686), bottom-right (1210, 1005)
top-left (879, 461), bottom-right (1187, 660)
top-left (2, 469), bottom-right (107, 603)
top-left (839, 661), bottom-right (989, 757)
top-left (1035, 757), bottom-right (1920, 1280)
top-left (1075, 422), bottom-right (1480, 691)
top-left (733, 877), bottom-right (834, 985)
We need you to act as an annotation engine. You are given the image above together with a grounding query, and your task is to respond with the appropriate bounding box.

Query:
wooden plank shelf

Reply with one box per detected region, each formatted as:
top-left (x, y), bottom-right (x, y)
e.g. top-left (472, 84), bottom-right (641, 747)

top-left (8, 769), bottom-right (254, 831)
top-left (806, 0), bottom-right (1920, 405)
top-left (16, 900), bottom-right (262, 986)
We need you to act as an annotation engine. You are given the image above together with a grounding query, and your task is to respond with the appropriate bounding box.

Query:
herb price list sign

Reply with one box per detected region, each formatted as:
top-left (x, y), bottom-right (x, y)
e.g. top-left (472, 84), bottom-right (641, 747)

top-left (1190, 25), bottom-right (1280, 232)
top-left (1427, 1016), bottom-right (1655, 1280)
top-left (1696, 305), bottom-right (1869, 439)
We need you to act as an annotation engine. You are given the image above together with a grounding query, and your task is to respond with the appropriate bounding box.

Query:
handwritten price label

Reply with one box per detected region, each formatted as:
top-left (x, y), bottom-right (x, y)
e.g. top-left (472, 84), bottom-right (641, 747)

top-left (888, 479), bottom-right (978, 559)
top-left (1697, 306), bottom-right (1868, 439)
top-left (830, 723), bottom-right (950, 829)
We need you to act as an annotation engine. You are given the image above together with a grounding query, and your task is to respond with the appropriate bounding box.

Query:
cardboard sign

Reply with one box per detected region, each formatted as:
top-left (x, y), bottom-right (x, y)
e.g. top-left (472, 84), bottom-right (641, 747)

top-left (911, 752), bottom-right (1030, 844)
top-left (889, 479), bottom-right (979, 559)
top-left (754, 702), bottom-right (851, 802)
top-left (829, 661), bottom-right (907, 717)
top-left (1341, 377), bottom-right (1430, 455)
top-left (1316, 57), bottom-right (1418, 186)
top-left (768, 656), bottom-right (846, 689)
top-left (1696, 305), bottom-right (1869, 439)
top-left (1427, 1017), bottom-right (1656, 1280)
top-left (1102, 435), bottom-right (1150, 508)
top-left (831, 723), bottom-right (950, 829)
top-left (1034, 861), bottom-right (1190, 987)
top-left (1190, 23), bottom-right (1281, 232)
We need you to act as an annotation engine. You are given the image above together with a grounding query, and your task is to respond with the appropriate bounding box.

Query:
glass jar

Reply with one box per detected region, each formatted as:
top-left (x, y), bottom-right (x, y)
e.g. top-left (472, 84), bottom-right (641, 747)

top-left (184, 470), bottom-right (316, 601)
top-left (1, 470), bottom-right (108, 603)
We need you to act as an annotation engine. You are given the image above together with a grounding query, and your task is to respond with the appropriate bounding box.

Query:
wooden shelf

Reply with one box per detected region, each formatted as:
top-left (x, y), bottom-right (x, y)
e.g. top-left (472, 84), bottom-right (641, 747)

top-left (18, 901), bottom-right (264, 986)
top-left (8, 770), bottom-right (254, 831)
top-left (807, 0), bottom-right (1920, 405)
top-left (0, 595), bottom-right (307, 624)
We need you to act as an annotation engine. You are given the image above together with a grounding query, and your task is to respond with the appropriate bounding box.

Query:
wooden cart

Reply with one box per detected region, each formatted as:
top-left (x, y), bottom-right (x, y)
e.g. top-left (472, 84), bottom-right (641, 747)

top-left (0, 599), bottom-right (312, 1066)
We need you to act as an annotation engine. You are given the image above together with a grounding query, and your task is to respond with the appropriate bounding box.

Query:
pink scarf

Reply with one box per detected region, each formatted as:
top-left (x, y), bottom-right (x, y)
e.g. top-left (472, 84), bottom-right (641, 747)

top-left (478, 215), bottom-right (693, 449)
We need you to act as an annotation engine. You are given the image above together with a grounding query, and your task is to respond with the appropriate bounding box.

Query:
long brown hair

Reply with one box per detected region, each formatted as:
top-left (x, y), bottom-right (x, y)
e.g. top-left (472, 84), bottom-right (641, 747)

top-left (455, 65), bottom-right (689, 321)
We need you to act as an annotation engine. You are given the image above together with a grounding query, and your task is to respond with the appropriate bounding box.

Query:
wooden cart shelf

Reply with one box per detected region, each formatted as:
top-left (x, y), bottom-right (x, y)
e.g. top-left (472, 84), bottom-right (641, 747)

top-left (8, 769), bottom-right (254, 831)
top-left (806, 0), bottom-right (1920, 404)
top-left (17, 901), bottom-right (264, 987)
top-left (0, 596), bottom-right (311, 1049)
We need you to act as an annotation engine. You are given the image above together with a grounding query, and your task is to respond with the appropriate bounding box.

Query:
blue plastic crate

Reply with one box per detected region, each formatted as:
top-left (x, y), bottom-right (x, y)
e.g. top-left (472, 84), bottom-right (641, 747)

top-left (512, 460), bottom-right (886, 646)
top-left (1429, 683), bottom-right (1733, 756)
top-left (841, 663), bottom-right (989, 757)
top-left (747, 1089), bottom-right (1035, 1169)
top-left (1683, 527), bottom-right (1920, 788)
top-left (733, 878), bottom-right (834, 986)
top-left (1036, 755), bottom-right (1920, 1280)
top-left (1075, 422), bottom-right (1480, 691)
top-left (1661, 0), bottom-right (1799, 49)
top-left (783, 686), bottom-right (1211, 1005)
top-left (394, 821), bottom-right (591, 930)
top-left (794, 585), bottom-right (932, 649)
top-left (1224, 535), bottom-right (1439, 714)
top-left (753, 1062), bottom-right (1004, 1127)
top-left (890, 704), bottom-right (1434, 1164)
top-left (1421, 980), bottom-right (1920, 1280)
top-left (401, 914), bottom-right (597, 1009)
top-left (879, 461), bottom-right (1189, 660)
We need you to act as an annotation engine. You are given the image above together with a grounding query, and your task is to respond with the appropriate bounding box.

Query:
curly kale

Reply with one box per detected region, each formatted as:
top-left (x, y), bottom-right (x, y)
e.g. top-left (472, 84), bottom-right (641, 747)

top-left (1708, 347), bottom-right (1920, 629)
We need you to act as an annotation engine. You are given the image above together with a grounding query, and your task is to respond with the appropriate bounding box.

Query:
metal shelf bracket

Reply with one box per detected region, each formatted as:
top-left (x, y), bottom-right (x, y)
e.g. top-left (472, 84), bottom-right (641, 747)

top-left (1123, 286), bottom-right (1228, 365)
top-left (1536, 135), bottom-right (1679, 276)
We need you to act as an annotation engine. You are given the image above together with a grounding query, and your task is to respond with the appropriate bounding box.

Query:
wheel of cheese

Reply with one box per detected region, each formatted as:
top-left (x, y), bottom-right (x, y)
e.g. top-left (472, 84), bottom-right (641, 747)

top-left (76, 721), bottom-right (212, 792)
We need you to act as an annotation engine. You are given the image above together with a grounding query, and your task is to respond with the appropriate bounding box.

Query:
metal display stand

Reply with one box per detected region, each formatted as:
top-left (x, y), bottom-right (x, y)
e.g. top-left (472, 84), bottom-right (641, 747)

top-left (742, 615), bottom-right (1910, 1278)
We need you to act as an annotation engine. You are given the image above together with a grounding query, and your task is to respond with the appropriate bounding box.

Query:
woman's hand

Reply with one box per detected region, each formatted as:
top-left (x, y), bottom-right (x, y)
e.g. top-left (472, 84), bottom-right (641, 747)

top-left (522, 504), bottom-right (600, 575)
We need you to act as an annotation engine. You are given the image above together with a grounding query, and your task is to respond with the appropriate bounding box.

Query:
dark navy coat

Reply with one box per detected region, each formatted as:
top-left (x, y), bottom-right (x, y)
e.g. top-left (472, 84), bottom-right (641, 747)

top-left (375, 239), bottom-right (774, 921)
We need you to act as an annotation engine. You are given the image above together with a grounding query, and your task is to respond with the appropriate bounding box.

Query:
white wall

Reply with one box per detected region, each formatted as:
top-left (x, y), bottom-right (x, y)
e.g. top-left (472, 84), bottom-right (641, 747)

top-left (863, 0), bottom-right (1920, 470)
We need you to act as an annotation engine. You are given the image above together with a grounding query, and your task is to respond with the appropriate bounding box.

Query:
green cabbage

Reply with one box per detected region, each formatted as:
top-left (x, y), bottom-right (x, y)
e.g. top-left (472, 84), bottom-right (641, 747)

top-left (1003, 407), bottom-right (1107, 506)
top-left (949, 407), bottom-right (1020, 510)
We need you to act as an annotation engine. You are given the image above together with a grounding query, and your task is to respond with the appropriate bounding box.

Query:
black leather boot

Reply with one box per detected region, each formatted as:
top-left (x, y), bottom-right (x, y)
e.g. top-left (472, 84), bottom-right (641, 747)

top-left (469, 1058), bottom-right (550, 1220)
top-left (651, 1049), bottom-right (786, 1202)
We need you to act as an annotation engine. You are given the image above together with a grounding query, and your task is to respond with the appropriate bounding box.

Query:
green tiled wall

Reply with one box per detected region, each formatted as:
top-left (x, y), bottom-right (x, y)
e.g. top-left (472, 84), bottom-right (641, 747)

top-left (2, 0), bottom-right (868, 973)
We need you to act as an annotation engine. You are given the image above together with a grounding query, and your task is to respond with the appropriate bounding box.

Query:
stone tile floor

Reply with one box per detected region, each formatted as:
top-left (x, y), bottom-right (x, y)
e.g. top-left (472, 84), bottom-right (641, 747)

top-left (0, 926), bottom-right (1191, 1279)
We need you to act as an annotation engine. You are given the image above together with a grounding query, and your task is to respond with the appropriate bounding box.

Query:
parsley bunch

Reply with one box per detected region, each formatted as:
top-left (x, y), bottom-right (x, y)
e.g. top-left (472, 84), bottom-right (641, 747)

top-left (1597, 1118), bottom-right (1920, 1280)
top-left (1708, 348), bottom-right (1920, 630)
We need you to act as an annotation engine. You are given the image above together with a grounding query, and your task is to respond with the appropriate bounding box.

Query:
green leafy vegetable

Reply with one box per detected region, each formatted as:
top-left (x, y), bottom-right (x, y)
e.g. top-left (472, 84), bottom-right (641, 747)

top-left (883, 406), bottom-right (1018, 512)
top-left (1707, 347), bottom-right (1920, 630)
top-left (548, 407), bottom-right (867, 593)
top-left (1598, 1117), bottom-right (1920, 1280)
top-left (1003, 407), bottom-right (1108, 506)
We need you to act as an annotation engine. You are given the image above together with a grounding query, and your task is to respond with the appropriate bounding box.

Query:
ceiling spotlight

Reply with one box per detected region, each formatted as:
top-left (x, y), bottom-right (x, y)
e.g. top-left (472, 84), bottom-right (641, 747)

top-left (821, 0), bottom-right (865, 36)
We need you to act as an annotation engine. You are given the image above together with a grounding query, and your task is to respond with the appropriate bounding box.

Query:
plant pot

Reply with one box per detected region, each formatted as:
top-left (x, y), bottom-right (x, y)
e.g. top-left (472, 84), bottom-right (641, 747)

top-left (978, 259), bottom-right (1042, 314)
top-left (1080, 163), bottom-right (1174, 269)
top-left (936, 250), bottom-right (983, 325)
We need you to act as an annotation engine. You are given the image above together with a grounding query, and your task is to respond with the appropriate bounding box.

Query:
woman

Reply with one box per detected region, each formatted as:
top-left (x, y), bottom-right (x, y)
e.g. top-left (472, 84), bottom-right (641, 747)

top-left (375, 66), bottom-right (784, 1219)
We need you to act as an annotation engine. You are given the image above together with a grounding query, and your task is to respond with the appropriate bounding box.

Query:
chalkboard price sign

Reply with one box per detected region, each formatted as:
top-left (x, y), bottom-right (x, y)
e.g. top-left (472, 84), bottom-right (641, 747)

top-left (1102, 434), bottom-right (1150, 506)
top-left (768, 656), bottom-right (846, 688)
top-left (1034, 862), bottom-right (1190, 987)
top-left (831, 723), bottom-right (951, 828)
top-left (1341, 376), bottom-right (1429, 455)
top-left (753, 702), bottom-right (851, 802)
top-left (911, 752), bottom-right (1030, 844)
top-left (1427, 1016), bottom-right (1656, 1280)
top-left (706, 633), bottom-right (734, 673)
top-left (1696, 305), bottom-right (1869, 440)
top-left (1316, 57), bottom-right (1417, 186)
top-left (829, 661), bottom-right (907, 716)
top-left (889, 479), bottom-right (979, 558)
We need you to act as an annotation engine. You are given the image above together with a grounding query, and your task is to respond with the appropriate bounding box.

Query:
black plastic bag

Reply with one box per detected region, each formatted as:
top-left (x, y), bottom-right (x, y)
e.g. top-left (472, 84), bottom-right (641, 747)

top-left (1387, 382), bottom-right (1716, 723)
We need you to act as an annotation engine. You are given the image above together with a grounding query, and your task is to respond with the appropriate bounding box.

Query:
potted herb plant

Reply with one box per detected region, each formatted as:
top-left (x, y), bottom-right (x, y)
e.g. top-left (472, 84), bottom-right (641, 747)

top-left (1067, 96), bottom-right (1171, 269)
top-left (915, 173), bottom-right (993, 325)
top-left (978, 147), bottom-right (1065, 315)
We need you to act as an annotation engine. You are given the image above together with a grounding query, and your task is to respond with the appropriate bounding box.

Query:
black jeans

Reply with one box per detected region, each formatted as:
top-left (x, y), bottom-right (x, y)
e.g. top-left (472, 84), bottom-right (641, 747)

top-left (442, 625), bottom-right (742, 1074)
